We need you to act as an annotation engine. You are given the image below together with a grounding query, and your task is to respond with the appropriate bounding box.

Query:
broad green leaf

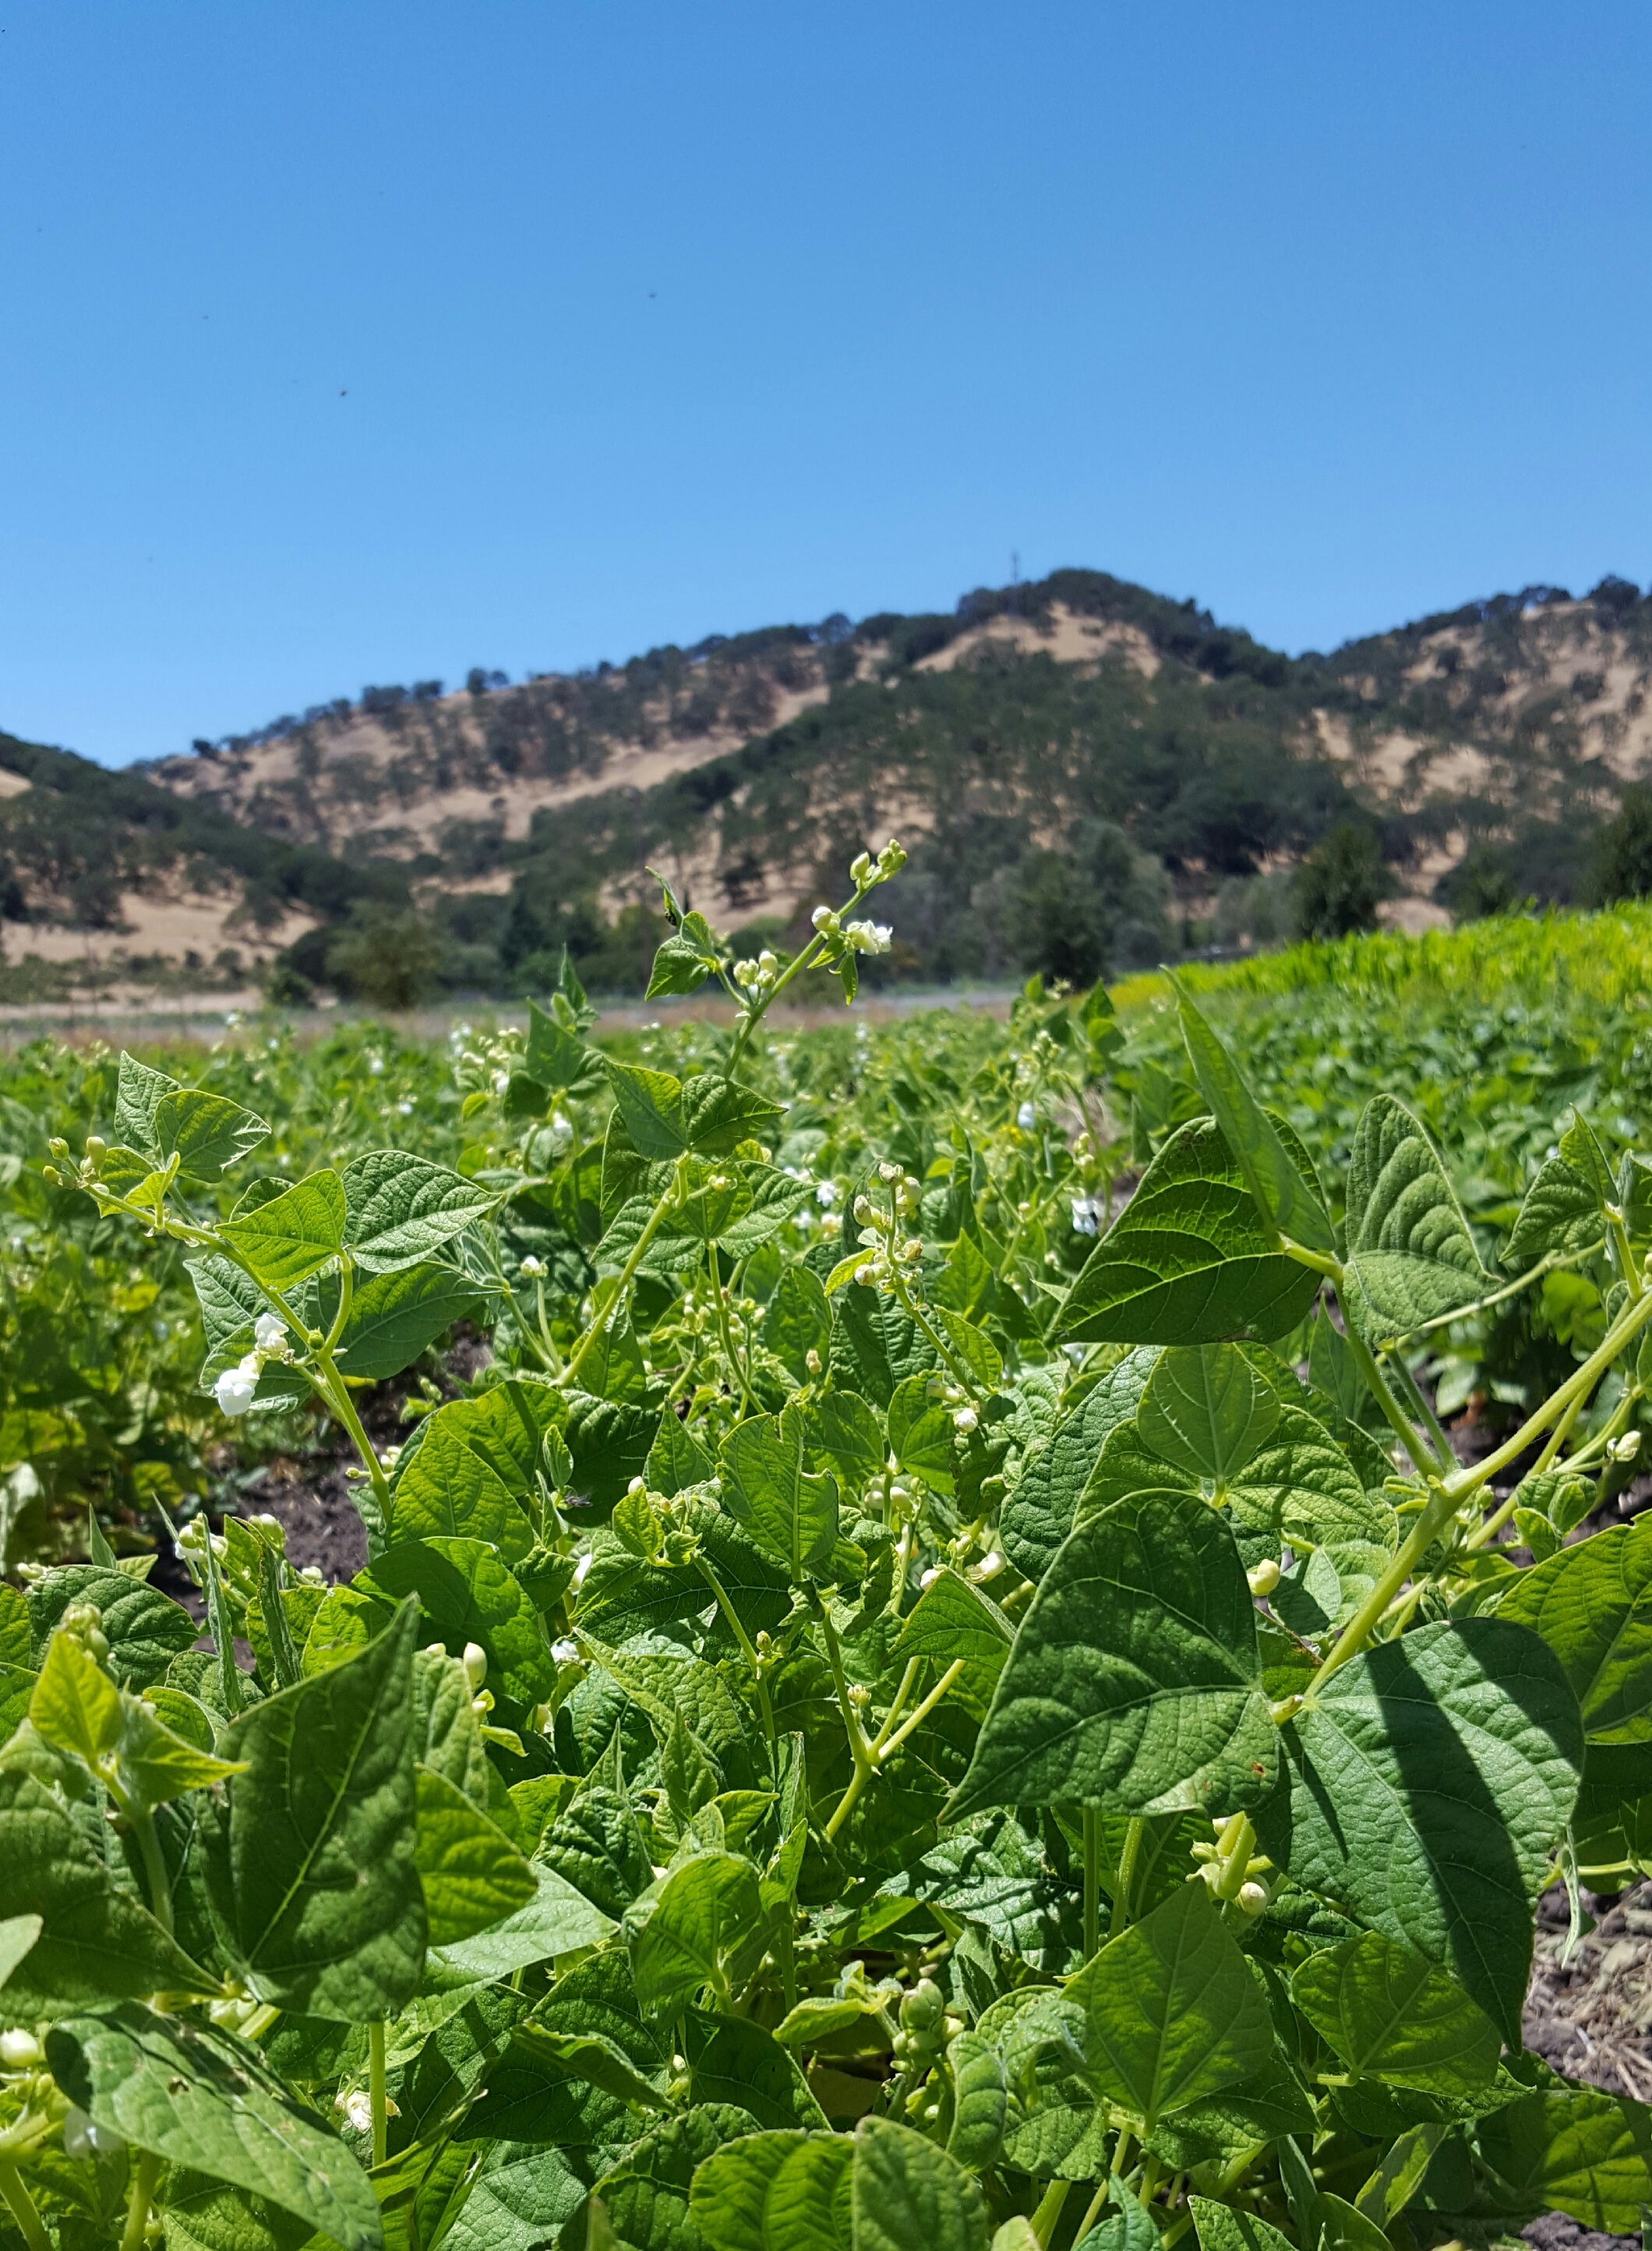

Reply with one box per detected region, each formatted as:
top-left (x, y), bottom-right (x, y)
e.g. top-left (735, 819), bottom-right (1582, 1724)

top-left (647, 928), bottom-right (717, 998)
top-left (1075, 2180), bottom-right (1160, 2251)
top-left (565, 1391), bottom-right (664, 1516)
top-left (154, 1087), bottom-right (270, 1182)
top-left (155, 2175), bottom-right (315, 2251)
top-left (948, 1493), bottom-right (1276, 1822)
top-left (334, 1260), bottom-right (492, 1380)
top-left (687, 2014), bottom-right (828, 2131)
top-left (936, 1309), bottom-right (1003, 1392)
top-left (851, 2116), bottom-right (988, 2251)
top-left (807, 1390), bottom-right (889, 1485)
top-left (527, 996), bottom-right (602, 1092)
top-left (716, 1166), bottom-right (812, 1257)
top-left (719, 1404), bottom-right (839, 1581)
top-left (947, 2031), bottom-right (1009, 2168)
top-left (415, 1764), bottom-right (538, 1945)
top-left (1188, 2197), bottom-right (1297, 2251)
top-left (29, 1626), bottom-right (121, 1767)
top-left (0, 1913), bottom-right (41, 1991)
top-left (114, 1050), bottom-right (180, 1156)
top-left (886, 1373), bottom-right (957, 1493)
top-left (1223, 1406), bottom-right (1397, 1554)
top-left (1290, 1930), bottom-right (1500, 2097)
top-left (1478, 2085), bottom-right (1652, 2232)
top-left (360, 1538), bottom-right (556, 1707)
top-left (764, 1264), bottom-right (832, 1383)
top-left (602, 1060), bottom-right (785, 1161)
top-left (46, 2002), bottom-right (382, 2251)
top-left (511, 2023), bottom-right (668, 2111)
top-left (1497, 1524), bottom-right (1652, 1743)
top-left (1144, 2058), bottom-right (1317, 2168)
top-left (0, 1770), bottom-right (215, 2014)
top-left (647, 1412), bottom-right (715, 1497)
top-left (1343, 1095), bottom-right (1488, 1335)
top-left (214, 1598), bottom-right (425, 2020)
top-left (690, 2128), bottom-right (853, 2251)
top-left (218, 1169), bottom-right (347, 1288)
top-left (386, 1383), bottom-right (556, 1564)
top-left (1504, 1154), bottom-right (1604, 1267)
top-left (562, 2104), bottom-right (764, 2251)
top-left (341, 1149), bottom-right (496, 1271)
top-left (1137, 1344), bottom-right (1279, 1482)
top-left (625, 1850), bottom-right (761, 2018)
top-left (893, 1568), bottom-right (1012, 1705)
top-left (301, 1585), bottom-right (394, 1675)
top-left (1059, 1118), bottom-right (1322, 1346)
top-left (434, 1864), bottom-right (616, 1979)
top-left (1068, 1881), bottom-right (1273, 2129)
top-left (1176, 988), bottom-right (1335, 1254)
top-left (26, 1565), bottom-right (197, 1689)
top-left (1002, 1350), bottom-right (1156, 1583)
top-left (1259, 1617), bottom-right (1583, 2041)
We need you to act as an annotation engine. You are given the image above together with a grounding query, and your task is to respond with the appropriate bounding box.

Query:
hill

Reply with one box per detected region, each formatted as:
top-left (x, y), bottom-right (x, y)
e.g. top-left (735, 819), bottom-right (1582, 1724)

top-left (7, 566), bottom-right (1652, 998)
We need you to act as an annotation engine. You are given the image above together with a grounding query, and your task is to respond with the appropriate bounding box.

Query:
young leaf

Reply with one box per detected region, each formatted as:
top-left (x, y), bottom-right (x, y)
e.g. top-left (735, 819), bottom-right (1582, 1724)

top-left (1058, 1118), bottom-right (1322, 1346)
top-left (154, 1088), bottom-right (270, 1182)
top-left (341, 1149), bottom-right (496, 1271)
top-left (1175, 988), bottom-right (1336, 1254)
top-left (1503, 1154), bottom-right (1604, 1268)
top-left (0, 1914), bottom-right (41, 1992)
top-left (625, 1850), bottom-right (762, 2018)
top-left (46, 2003), bottom-right (383, 2251)
top-left (218, 1169), bottom-right (347, 1288)
top-left (947, 1492), bottom-right (1277, 1822)
top-left (526, 997), bottom-right (602, 1093)
top-left (719, 1404), bottom-right (839, 1581)
top-left (1289, 1930), bottom-right (1500, 2097)
top-left (764, 1263), bottom-right (832, 1383)
top-left (214, 1596), bottom-right (426, 2020)
top-left (415, 1764), bottom-right (538, 1946)
top-left (1342, 1095), bottom-right (1488, 1334)
top-left (1068, 1882), bottom-right (1273, 2130)
top-left (1259, 1617), bottom-right (1583, 2040)
top-left (433, 1864), bottom-right (616, 1979)
top-left (1188, 2204), bottom-right (1297, 2251)
top-left (386, 1384), bottom-right (556, 1564)
top-left (113, 1051), bottom-right (181, 1158)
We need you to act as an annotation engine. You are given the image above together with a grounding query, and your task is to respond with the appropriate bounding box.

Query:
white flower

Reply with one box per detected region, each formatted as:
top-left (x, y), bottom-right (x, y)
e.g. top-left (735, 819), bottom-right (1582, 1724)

top-left (1017, 1101), bottom-right (1036, 1130)
top-left (519, 1256), bottom-right (548, 1279)
top-left (1071, 1198), bottom-right (1100, 1236)
top-left (0, 2027), bottom-right (41, 2069)
top-left (369, 1056), bottom-right (384, 1076)
top-left (844, 919), bottom-right (893, 955)
top-left (215, 1355), bottom-right (260, 1417)
top-left (63, 2107), bottom-right (125, 2161)
top-left (8, 1463), bottom-right (41, 1503)
top-left (492, 1069), bottom-right (510, 1095)
top-left (815, 1181), bottom-right (837, 1207)
top-left (552, 1637), bottom-right (579, 1665)
top-left (571, 1551), bottom-right (593, 1591)
top-left (550, 1110), bottom-right (574, 1147)
top-left (341, 2090), bottom-right (374, 2135)
top-left (919, 1567), bottom-right (943, 1590)
top-left (952, 1406), bottom-right (979, 1434)
top-left (253, 1312), bottom-right (288, 1352)
top-left (397, 1100), bottom-right (413, 1116)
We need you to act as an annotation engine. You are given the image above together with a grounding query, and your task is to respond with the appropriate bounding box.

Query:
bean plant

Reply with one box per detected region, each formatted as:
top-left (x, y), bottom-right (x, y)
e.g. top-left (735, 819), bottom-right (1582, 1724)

top-left (5, 843), bottom-right (1652, 2251)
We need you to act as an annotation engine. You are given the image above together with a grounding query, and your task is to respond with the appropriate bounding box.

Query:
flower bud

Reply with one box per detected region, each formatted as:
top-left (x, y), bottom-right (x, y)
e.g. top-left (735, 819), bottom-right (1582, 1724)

top-left (900, 1977), bottom-right (946, 2033)
top-left (1247, 1558), bottom-right (1281, 1597)
top-left (84, 1135), bottom-right (107, 1161)
top-left (1237, 1881), bottom-right (1269, 1915)
top-left (854, 1263), bottom-right (875, 1287)
top-left (41, 1166), bottom-right (61, 1187)
top-left (953, 1406), bottom-right (978, 1434)
top-left (853, 1194), bottom-right (873, 1223)
top-left (461, 1642), bottom-right (488, 1693)
top-left (48, 1138), bottom-right (69, 1159)
top-left (0, 2027), bottom-right (41, 2069)
top-left (805, 1348), bottom-right (821, 1374)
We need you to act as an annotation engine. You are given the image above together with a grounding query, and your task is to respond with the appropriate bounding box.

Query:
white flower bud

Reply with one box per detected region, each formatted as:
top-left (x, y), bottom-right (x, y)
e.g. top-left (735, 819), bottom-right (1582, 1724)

top-left (952, 1406), bottom-right (979, 1434)
top-left (854, 1263), bottom-right (875, 1287)
top-left (571, 1551), bottom-right (593, 1590)
top-left (215, 1358), bottom-right (259, 1417)
top-left (853, 1194), bottom-right (873, 1222)
top-left (627, 1475), bottom-right (647, 1496)
top-left (341, 2090), bottom-right (374, 2134)
top-left (520, 1255), bottom-right (548, 1278)
top-left (1247, 1558), bottom-right (1282, 1597)
top-left (552, 1638), bottom-right (580, 1665)
top-left (805, 1348), bottom-right (822, 1374)
top-left (0, 2027), bottom-right (41, 2069)
top-left (1237, 1881), bottom-right (1269, 1916)
top-left (254, 1311), bottom-right (288, 1352)
top-left (920, 1567), bottom-right (942, 1590)
top-left (849, 851), bottom-right (872, 882)
top-left (1017, 1101), bottom-right (1036, 1130)
top-left (461, 1642), bottom-right (488, 1693)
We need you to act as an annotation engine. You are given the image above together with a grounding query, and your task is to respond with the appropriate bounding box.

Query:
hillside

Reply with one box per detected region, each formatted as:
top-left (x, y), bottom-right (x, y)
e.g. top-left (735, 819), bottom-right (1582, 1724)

top-left (8, 566), bottom-right (1652, 998)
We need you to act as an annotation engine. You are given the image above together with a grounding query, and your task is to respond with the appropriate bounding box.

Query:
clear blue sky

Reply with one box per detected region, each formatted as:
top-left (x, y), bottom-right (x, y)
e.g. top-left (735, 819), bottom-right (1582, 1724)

top-left (2, 2), bottom-right (1648, 768)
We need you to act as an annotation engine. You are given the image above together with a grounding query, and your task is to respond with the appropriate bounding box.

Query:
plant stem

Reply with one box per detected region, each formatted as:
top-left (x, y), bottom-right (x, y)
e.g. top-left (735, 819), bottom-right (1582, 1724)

top-left (708, 1242), bottom-right (756, 1413)
top-left (131, 1807), bottom-right (174, 1935)
top-left (1378, 1248), bottom-right (1580, 1350)
top-left (694, 1555), bottom-right (775, 1741)
top-left (369, 2018), bottom-right (388, 2168)
top-left (875, 1661), bottom-right (965, 1759)
top-left (1082, 1805), bottom-right (1101, 1961)
top-left (563, 1159), bottom-right (685, 1390)
top-left (1073, 2177), bottom-right (1113, 2246)
top-left (311, 1358), bottom-right (391, 1526)
top-left (0, 2161), bottom-right (50, 2251)
top-left (1335, 1307), bottom-right (1440, 1476)
top-left (1110, 1817), bottom-right (1143, 1936)
top-left (120, 2150), bottom-right (162, 2251)
top-left (1029, 2178), bottom-right (1071, 2248)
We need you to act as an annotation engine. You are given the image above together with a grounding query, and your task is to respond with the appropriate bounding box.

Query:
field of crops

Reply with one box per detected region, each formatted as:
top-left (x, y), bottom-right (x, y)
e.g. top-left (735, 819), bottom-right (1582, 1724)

top-left (5, 881), bottom-right (1652, 2251)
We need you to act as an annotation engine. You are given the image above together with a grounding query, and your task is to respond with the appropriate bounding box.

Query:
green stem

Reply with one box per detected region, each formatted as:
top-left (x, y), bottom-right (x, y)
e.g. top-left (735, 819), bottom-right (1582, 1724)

top-left (724, 871), bottom-right (884, 1076)
top-left (1335, 1306), bottom-right (1439, 1476)
top-left (563, 1158), bottom-right (685, 1390)
top-left (1110, 1817), bottom-right (1143, 1936)
top-left (131, 1807), bottom-right (174, 1935)
top-left (694, 1555), bottom-right (775, 1741)
top-left (311, 1355), bottom-right (391, 1525)
top-left (888, 1274), bottom-right (983, 1403)
top-left (1377, 1248), bottom-right (1580, 1350)
top-left (868, 1659), bottom-right (923, 1758)
top-left (708, 1242), bottom-right (757, 1414)
top-left (0, 2160), bottom-right (50, 2251)
top-left (369, 2019), bottom-right (388, 2168)
top-left (875, 1660), bottom-right (965, 1759)
top-left (1082, 1805), bottom-right (1101, 1962)
top-left (1073, 2177), bottom-right (1113, 2246)
top-left (120, 2150), bottom-right (162, 2251)
top-left (1029, 2178), bottom-right (1071, 2248)
top-left (1380, 1345), bottom-right (1456, 1474)
top-left (1443, 1280), bottom-right (1652, 1501)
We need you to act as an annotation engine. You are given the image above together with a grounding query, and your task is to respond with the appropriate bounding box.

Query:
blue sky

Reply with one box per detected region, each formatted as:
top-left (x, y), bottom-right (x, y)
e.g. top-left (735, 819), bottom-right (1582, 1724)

top-left (2, 2), bottom-right (1647, 767)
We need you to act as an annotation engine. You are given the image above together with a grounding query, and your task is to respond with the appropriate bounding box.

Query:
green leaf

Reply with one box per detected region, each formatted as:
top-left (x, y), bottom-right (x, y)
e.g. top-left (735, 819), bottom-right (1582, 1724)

top-left (948, 1493), bottom-right (1276, 1822)
top-left (1259, 1617), bottom-right (1583, 2041)
top-left (1497, 1523), bottom-right (1652, 1744)
top-left (0, 1913), bottom-right (41, 1991)
top-left (1222, 1406), bottom-right (1396, 1554)
top-left (219, 1169), bottom-right (347, 1288)
top-left (157, 2175), bottom-right (316, 2251)
top-left (602, 1060), bottom-right (785, 1161)
top-left (1290, 1930), bottom-right (1501, 2097)
top-left (334, 1260), bottom-right (491, 1380)
top-left (807, 1391), bottom-right (889, 1486)
top-left (646, 928), bottom-right (718, 998)
top-left (851, 2116), bottom-right (989, 2251)
top-left (434, 1864), bottom-right (617, 1979)
top-left (0, 1770), bottom-right (214, 2014)
top-left (527, 996), bottom-right (603, 1092)
top-left (1068, 1881), bottom-right (1273, 2130)
top-left (625, 1850), bottom-right (761, 2018)
top-left (1058, 1118), bottom-right (1322, 1346)
top-left (1137, 1344), bottom-right (1279, 1482)
top-left (1176, 987), bottom-right (1336, 1254)
top-left (154, 1088), bottom-right (270, 1182)
top-left (1504, 1154), bottom-right (1604, 1267)
top-left (46, 2003), bottom-right (383, 2251)
top-left (719, 1404), bottom-right (839, 1581)
top-left (1001, 1350), bottom-right (1156, 1583)
top-left (1343, 1095), bottom-right (1489, 1335)
top-left (114, 1051), bottom-right (181, 1158)
top-left (214, 1598), bottom-right (426, 2020)
top-left (359, 1538), bottom-right (556, 1707)
top-left (566, 1391), bottom-right (664, 1517)
top-left (1075, 2180), bottom-right (1160, 2251)
top-left (341, 1149), bottom-right (496, 1271)
top-left (885, 1375), bottom-right (956, 1493)
top-left (29, 1626), bottom-right (121, 1767)
top-left (947, 2031), bottom-right (1009, 2169)
top-left (26, 1566), bottom-right (198, 1690)
top-left (690, 2129), bottom-right (853, 2251)
top-left (1188, 2196), bottom-right (1297, 2251)
top-left (1478, 2085), bottom-right (1652, 2232)
top-left (386, 1384), bottom-right (556, 1564)
top-left (764, 1265), bottom-right (832, 1383)
top-left (687, 2014), bottom-right (828, 2131)
top-left (415, 1764), bottom-right (538, 1946)
top-left (893, 1569), bottom-right (1012, 1705)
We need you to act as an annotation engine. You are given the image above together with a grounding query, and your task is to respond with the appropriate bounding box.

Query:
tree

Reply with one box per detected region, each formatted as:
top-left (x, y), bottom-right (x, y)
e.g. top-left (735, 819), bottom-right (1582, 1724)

top-left (1294, 823), bottom-right (1394, 941)
top-left (325, 906), bottom-right (443, 1009)
top-left (1591, 786), bottom-right (1652, 904)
